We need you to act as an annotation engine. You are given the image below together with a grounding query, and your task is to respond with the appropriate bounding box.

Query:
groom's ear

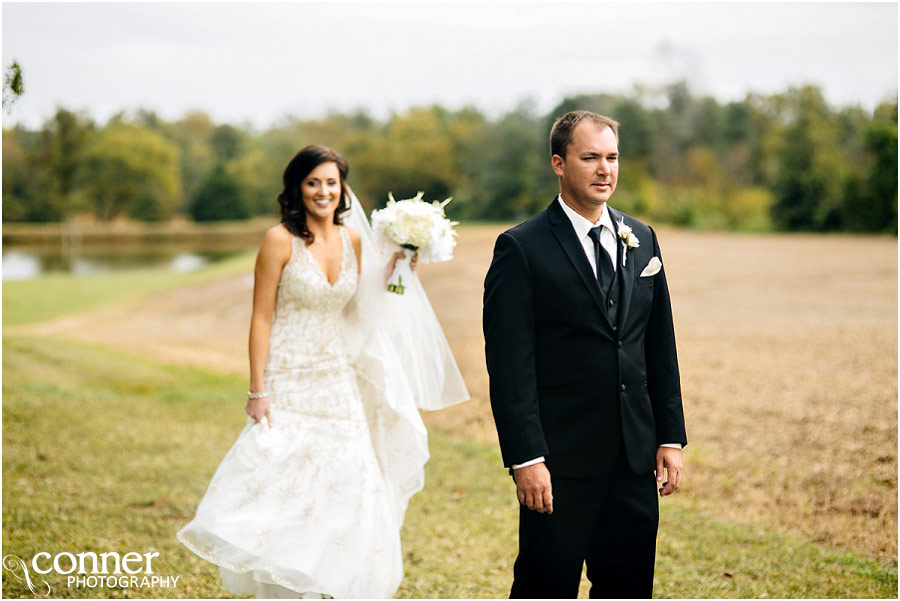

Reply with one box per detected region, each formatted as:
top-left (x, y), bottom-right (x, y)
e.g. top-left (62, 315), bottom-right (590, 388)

top-left (551, 153), bottom-right (565, 176)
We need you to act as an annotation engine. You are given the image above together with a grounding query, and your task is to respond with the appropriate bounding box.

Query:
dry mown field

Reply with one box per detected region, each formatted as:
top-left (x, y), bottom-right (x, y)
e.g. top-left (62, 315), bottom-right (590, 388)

top-left (20, 224), bottom-right (898, 564)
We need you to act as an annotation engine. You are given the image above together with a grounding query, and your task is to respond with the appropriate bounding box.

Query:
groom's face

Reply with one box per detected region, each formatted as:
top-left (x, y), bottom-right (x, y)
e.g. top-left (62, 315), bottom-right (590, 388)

top-left (552, 122), bottom-right (619, 217)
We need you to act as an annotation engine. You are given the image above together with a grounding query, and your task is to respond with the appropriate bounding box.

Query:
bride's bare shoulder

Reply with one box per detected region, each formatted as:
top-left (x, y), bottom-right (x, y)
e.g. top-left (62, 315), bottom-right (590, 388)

top-left (266, 222), bottom-right (293, 239)
top-left (257, 224), bottom-right (293, 267)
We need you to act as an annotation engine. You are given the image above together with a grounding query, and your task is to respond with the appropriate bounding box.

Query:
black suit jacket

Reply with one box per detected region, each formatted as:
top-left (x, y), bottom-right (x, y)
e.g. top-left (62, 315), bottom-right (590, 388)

top-left (483, 198), bottom-right (687, 477)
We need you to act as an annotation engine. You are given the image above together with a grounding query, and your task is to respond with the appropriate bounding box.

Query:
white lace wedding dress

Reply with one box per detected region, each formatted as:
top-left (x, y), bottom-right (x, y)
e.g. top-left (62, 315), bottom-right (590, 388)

top-left (177, 226), bottom-right (419, 598)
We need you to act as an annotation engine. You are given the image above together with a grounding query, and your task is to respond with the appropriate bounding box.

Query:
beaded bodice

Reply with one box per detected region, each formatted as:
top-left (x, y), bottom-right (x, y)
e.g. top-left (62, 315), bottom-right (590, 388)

top-left (265, 226), bottom-right (358, 373)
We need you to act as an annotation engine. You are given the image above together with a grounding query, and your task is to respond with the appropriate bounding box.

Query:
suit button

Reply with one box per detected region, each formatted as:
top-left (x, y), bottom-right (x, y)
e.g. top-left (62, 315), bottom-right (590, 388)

top-left (609, 298), bottom-right (615, 305)
top-left (612, 326), bottom-right (618, 332)
top-left (617, 341), bottom-right (623, 349)
top-left (620, 384), bottom-right (626, 392)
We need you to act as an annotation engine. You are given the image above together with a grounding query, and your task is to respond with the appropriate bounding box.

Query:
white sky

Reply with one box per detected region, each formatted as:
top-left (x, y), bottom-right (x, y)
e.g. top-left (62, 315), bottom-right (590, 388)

top-left (2, 2), bottom-right (897, 130)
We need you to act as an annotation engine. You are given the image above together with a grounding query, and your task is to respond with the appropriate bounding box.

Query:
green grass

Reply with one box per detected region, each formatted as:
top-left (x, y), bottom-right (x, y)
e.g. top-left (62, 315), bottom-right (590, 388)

top-left (2, 251), bottom-right (256, 327)
top-left (2, 336), bottom-right (896, 598)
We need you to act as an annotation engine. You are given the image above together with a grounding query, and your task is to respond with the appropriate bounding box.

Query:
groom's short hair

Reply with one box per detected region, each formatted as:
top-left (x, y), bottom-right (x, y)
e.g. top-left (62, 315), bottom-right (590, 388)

top-left (550, 111), bottom-right (619, 158)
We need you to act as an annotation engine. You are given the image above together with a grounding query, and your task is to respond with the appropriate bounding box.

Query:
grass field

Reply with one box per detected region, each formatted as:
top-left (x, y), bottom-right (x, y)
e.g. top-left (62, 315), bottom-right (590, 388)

top-left (2, 250), bottom-right (255, 327)
top-left (2, 336), bottom-right (896, 598)
top-left (417, 225), bottom-right (899, 564)
top-left (3, 224), bottom-right (897, 598)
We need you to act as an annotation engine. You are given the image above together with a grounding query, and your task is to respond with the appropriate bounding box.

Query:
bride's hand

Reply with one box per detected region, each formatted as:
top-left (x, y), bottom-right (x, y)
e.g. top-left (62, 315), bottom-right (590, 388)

top-left (246, 396), bottom-right (272, 425)
top-left (390, 251), bottom-right (419, 272)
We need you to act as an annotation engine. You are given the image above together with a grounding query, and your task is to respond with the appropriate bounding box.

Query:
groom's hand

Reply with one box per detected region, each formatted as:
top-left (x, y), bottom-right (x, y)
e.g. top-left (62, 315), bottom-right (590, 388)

top-left (656, 446), bottom-right (683, 497)
top-left (513, 463), bottom-right (553, 514)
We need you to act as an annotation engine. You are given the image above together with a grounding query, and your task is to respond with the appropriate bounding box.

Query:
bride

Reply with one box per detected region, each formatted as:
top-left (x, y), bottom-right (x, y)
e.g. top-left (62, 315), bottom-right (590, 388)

top-left (177, 145), bottom-right (469, 598)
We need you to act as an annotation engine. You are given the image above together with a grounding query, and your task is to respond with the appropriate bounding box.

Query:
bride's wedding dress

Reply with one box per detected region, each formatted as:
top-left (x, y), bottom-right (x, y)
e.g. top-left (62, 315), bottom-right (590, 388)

top-left (178, 225), bottom-right (419, 598)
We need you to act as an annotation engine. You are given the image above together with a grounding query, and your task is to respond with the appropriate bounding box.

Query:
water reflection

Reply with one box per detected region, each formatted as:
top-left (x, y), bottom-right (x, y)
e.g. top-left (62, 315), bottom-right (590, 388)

top-left (2, 247), bottom-right (249, 281)
top-left (3, 251), bottom-right (42, 281)
top-left (170, 253), bottom-right (208, 273)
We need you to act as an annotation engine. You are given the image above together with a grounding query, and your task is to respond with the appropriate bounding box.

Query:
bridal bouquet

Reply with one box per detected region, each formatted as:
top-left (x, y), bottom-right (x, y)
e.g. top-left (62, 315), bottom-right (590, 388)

top-left (371, 191), bottom-right (458, 294)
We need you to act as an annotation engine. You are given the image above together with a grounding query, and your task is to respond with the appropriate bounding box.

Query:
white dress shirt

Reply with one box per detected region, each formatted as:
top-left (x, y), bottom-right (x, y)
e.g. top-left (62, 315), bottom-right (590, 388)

top-left (556, 194), bottom-right (618, 276)
top-left (511, 196), bottom-right (680, 471)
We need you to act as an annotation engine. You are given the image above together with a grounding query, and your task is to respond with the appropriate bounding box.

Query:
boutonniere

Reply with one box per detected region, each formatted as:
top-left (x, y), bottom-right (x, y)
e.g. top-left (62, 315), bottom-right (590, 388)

top-left (617, 219), bottom-right (639, 266)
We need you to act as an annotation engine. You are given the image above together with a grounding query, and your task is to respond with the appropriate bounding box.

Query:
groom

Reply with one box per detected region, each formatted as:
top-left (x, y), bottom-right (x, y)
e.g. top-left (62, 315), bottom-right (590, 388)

top-left (483, 110), bottom-right (687, 598)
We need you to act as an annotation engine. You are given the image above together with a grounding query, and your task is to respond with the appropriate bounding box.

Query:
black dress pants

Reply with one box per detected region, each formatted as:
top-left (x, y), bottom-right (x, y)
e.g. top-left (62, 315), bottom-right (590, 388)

top-left (509, 448), bottom-right (659, 599)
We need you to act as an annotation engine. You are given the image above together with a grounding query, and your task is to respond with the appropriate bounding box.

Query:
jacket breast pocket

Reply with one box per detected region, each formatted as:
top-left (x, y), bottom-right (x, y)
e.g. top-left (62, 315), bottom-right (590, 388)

top-left (636, 275), bottom-right (655, 288)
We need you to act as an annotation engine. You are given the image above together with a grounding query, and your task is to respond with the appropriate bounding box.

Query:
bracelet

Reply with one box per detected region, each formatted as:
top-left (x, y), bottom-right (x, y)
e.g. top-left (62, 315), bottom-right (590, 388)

top-left (247, 391), bottom-right (269, 400)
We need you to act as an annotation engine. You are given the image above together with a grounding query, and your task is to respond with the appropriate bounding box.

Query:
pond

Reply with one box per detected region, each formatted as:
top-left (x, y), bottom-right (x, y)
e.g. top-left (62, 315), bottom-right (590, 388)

top-left (2, 244), bottom-right (255, 281)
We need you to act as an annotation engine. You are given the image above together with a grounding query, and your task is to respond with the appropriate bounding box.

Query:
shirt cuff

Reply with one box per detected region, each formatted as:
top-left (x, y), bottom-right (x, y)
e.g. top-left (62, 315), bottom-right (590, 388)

top-left (659, 443), bottom-right (682, 449)
top-left (511, 456), bottom-right (546, 470)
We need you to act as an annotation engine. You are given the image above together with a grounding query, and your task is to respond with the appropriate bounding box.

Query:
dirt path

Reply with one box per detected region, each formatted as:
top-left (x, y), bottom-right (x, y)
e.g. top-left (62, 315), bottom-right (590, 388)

top-left (15, 225), bottom-right (898, 562)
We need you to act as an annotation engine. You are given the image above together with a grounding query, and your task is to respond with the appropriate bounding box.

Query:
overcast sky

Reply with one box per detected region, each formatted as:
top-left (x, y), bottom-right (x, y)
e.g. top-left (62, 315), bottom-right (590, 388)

top-left (2, 2), bottom-right (897, 130)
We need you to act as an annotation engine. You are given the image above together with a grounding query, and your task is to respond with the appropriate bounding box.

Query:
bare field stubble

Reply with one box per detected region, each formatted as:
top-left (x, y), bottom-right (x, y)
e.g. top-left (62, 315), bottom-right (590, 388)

top-left (416, 225), bottom-right (898, 564)
top-left (19, 224), bottom-right (898, 563)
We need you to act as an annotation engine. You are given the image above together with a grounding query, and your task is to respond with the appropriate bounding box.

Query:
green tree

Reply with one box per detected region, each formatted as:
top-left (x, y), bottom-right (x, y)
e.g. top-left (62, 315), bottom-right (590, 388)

top-left (873, 100), bottom-right (898, 123)
top-left (612, 98), bottom-right (655, 163)
top-left (80, 124), bottom-right (182, 221)
top-left (770, 86), bottom-right (847, 230)
top-left (189, 163), bottom-right (251, 221)
top-left (211, 124), bottom-right (245, 162)
top-left (2, 127), bottom-right (51, 222)
top-left (719, 101), bottom-right (759, 188)
top-left (3, 60), bottom-right (24, 111)
top-left (45, 108), bottom-right (94, 215)
top-left (442, 105), bottom-right (487, 207)
top-left (252, 126), bottom-right (308, 214)
top-left (348, 106), bottom-right (460, 207)
top-left (228, 147), bottom-right (281, 216)
top-left (2, 110), bottom-right (94, 222)
top-left (691, 96), bottom-right (724, 151)
top-left (134, 107), bottom-right (163, 130)
top-left (459, 106), bottom-right (546, 219)
top-left (2, 85), bottom-right (892, 231)
top-left (843, 122), bottom-right (898, 233)
top-left (162, 111), bottom-right (216, 213)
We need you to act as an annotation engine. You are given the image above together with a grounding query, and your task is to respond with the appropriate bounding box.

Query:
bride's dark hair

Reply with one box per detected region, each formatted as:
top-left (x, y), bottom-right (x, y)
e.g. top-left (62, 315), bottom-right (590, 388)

top-left (278, 145), bottom-right (351, 245)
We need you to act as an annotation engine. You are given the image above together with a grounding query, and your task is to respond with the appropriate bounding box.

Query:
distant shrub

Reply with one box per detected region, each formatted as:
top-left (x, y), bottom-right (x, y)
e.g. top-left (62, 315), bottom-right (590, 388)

top-left (189, 163), bottom-right (251, 222)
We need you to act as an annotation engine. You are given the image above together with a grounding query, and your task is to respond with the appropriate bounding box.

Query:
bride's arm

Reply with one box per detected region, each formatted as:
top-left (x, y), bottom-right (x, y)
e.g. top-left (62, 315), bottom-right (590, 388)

top-left (247, 225), bottom-right (292, 423)
top-left (344, 224), bottom-right (417, 281)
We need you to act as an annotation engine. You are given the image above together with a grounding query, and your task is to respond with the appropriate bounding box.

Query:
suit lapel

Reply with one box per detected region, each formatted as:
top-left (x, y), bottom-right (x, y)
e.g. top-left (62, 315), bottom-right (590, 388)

top-left (608, 207), bottom-right (635, 329)
top-left (546, 199), bottom-right (614, 330)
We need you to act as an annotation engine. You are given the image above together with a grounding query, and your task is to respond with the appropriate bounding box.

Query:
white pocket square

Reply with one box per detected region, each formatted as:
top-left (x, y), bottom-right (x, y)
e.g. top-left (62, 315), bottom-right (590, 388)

top-left (640, 256), bottom-right (662, 277)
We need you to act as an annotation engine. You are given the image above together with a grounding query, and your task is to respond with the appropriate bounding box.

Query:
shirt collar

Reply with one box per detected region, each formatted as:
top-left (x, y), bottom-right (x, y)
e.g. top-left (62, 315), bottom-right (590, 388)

top-left (556, 194), bottom-right (614, 239)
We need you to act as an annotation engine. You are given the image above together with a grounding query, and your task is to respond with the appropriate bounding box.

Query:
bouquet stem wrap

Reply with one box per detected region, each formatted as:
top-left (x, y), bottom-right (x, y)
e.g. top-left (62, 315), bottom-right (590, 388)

top-left (387, 247), bottom-right (417, 294)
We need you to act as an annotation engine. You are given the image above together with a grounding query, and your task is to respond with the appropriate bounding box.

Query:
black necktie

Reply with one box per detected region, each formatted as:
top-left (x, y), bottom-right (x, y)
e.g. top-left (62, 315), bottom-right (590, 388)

top-left (588, 225), bottom-right (615, 294)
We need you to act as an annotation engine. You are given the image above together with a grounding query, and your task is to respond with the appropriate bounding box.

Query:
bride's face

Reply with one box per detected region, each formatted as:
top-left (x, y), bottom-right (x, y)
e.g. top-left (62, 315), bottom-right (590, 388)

top-left (301, 161), bottom-right (342, 222)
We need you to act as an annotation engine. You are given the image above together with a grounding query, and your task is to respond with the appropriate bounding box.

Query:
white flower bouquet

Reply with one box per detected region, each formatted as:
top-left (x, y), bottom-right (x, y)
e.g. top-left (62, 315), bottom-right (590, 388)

top-left (371, 191), bottom-right (458, 294)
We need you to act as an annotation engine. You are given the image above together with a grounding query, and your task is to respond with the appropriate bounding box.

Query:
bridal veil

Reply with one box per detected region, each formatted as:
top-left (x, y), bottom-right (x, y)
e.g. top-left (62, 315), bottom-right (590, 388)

top-left (340, 187), bottom-right (469, 522)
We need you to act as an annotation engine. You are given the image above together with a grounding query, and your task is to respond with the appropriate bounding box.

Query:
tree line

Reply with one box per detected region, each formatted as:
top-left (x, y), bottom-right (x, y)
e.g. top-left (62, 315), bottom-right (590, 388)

top-left (3, 82), bottom-right (896, 233)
